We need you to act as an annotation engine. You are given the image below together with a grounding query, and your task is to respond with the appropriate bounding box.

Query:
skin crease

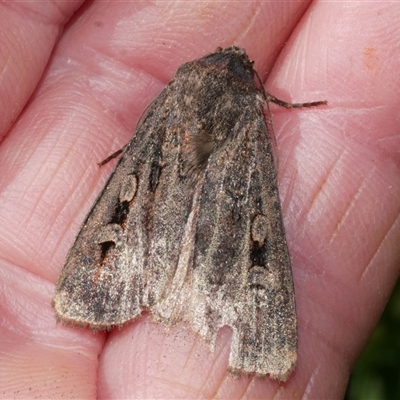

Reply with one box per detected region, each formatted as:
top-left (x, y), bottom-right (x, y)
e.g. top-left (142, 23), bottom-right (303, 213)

top-left (0, 1), bottom-right (399, 399)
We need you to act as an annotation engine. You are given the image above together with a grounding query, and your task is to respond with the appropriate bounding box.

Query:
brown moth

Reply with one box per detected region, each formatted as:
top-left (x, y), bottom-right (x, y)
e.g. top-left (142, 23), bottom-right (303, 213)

top-left (53, 46), bottom-right (326, 381)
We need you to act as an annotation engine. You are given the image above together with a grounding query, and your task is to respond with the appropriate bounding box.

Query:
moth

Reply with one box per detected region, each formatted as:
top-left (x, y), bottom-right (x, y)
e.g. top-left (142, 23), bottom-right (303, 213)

top-left (53, 46), bottom-right (326, 381)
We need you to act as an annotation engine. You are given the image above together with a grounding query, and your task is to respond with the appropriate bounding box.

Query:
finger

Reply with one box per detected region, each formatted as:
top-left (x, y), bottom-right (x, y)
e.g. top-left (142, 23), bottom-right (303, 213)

top-left (0, 1), bottom-right (84, 139)
top-left (268, 2), bottom-right (400, 398)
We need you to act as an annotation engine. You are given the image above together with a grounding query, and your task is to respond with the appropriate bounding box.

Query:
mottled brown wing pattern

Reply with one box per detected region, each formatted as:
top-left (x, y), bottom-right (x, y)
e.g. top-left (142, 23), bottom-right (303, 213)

top-left (53, 46), bottom-right (297, 381)
top-left (52, 83), bottom-right (198, 328)
top-left (186, 104), bottom-right (296, 380)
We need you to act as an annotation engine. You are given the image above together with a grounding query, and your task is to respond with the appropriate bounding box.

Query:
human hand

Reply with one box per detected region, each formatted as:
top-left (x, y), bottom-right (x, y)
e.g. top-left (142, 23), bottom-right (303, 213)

top-left (1, 2), bottom-right (399, 398)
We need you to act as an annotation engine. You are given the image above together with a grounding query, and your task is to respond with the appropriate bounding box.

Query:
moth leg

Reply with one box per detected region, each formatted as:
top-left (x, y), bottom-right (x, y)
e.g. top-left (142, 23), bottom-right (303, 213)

top-left (266, 93), bottom-right (327, 109)
top-left (98, 145), bottom-right (127, 166)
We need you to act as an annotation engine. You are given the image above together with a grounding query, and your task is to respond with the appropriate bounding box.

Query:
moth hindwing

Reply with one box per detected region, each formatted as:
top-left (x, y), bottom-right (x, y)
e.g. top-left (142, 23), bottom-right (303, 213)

top-left (53, 46), bottom-right (300, 381)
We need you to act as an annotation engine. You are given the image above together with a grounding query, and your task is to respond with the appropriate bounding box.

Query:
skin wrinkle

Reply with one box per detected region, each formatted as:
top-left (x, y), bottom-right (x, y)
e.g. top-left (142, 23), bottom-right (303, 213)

top-left (300, 17), bottom-right (313, 84)
top-left (14, 2), bottom-right (61, 24)
top-left (34, 142), bottom-right (95, 270)
top-left (87, 45), bottom-right (149, 88)
top-left (237, 377), bottom-right (257, 400)
top-left (360, 208), bottom-right (400, 282)
top-left (213, 339), bottom-right (243, 399)
top-left (183, 328), bottom-right (202, 371)
top-left (328, 165), bottom-right (375, 247)
top-left (5, 129), bottom-right (42, 189)
top-left (301, 297), bottom-right (355, 364)
top-left (0, 42), bottom-right (11, 78)
top-left (301, 364), bottom-right (321, 399)
top-left (48, 178), bottom-right (90, 269)
top-left (202, 365), bottom-right (220, 398)
top-left (19, 112), bottom-right (90, 231)
top-left (54, 47), bottom-right (159, 129)
top-left (232, 2), bottom-right (262, 45)
top-left (303, 147), bottom-right (343, 224)
top-left (209, 382), bottom-right (220, 400)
